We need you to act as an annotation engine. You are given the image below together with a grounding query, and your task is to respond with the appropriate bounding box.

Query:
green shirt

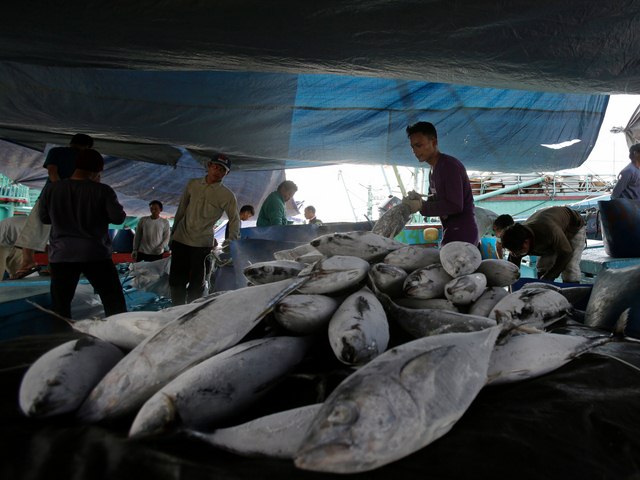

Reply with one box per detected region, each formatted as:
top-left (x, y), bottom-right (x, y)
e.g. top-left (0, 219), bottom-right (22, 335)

top-left (256, 190), bottom-right (289, 227)
top-left (172, 177), bottom-right (240, 247)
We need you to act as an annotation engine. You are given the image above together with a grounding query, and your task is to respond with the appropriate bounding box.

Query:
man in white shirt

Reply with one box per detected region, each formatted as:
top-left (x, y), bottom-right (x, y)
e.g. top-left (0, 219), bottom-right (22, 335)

top-left (132, 200), bottom-right (171, 262)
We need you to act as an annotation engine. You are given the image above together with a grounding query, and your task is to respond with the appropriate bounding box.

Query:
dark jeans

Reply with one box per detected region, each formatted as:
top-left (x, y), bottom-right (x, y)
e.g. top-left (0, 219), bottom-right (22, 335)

top-left (168, 240), bottom-right (212, 305)
top-left (135, 252), bottom-right (164, 262)
top-left (49, 260), bottom-right (127, 319)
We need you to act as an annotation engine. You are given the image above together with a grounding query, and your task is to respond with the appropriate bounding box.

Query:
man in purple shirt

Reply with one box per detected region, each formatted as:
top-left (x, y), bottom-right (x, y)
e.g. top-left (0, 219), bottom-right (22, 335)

top-left (402, 121), bottom-right (478, 245)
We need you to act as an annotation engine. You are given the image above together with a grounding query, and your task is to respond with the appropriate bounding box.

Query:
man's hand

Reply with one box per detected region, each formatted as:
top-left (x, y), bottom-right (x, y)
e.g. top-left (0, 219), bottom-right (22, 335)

top-left (401, 196), bottom-right (422, 214)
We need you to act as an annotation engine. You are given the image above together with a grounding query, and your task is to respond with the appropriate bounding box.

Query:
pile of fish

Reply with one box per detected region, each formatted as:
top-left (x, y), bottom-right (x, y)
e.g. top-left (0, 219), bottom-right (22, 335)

top-left (19, 230), bottom-right (633, 474)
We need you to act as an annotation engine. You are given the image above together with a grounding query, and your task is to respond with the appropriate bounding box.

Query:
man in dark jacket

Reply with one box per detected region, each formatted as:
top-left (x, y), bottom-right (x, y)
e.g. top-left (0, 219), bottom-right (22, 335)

top-left (39, 148), bottom-right (127, 318)
top-left (501, 206), bottom-right (586, 283)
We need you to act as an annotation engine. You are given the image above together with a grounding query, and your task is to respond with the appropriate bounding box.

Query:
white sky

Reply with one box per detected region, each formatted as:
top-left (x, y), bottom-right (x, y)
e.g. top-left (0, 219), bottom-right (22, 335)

top-left (286, 94), bottom-right (640, 223)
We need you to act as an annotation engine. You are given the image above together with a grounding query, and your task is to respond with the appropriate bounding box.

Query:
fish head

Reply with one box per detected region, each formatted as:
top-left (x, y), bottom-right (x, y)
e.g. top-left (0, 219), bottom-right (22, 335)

top-left (336, 330), bottom-right (379, 366)
top-left (295, 380), bottom-right (420, 473)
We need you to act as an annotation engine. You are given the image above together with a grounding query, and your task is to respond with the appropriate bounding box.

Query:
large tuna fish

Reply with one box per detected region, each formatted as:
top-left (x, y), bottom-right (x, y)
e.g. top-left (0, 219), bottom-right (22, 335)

top-left (243, 260), bottom-right (306, 285)
top-left (295, 326), bottom-right (501, 473)
top-left (19, 337), bottom-right (124, 418)
top-left (186, 404), bottom-right (322, 459)
top-left (297, 255), bottom-right (369, 295)
top-left (383, 244), bottom-right (441, 272)
top-left (439, 241), bottom-right (482, 278)
top-left (403, 263), bottom-right (453, 299)
top-left (369, 273), bottom-right (496, 336)
top-left (310, 231), bottom-right (404, 262)
top-left (585, 264), bottom-right (640, 330)
top-left (129, 336), bottom-right (312, 437)
top-left (444, 273), bottom-right (487, 305)
top-left (369, 263), bottom-right (407, 298)
top-left (77, 277), bottom-right (307, 422)
top-left (67, 310), bottom-right (185, 350)
top-left (487, 332), bottom-right (611, 385)
top-left (489, 287), bottom-right (572, 329)
top-left (371, 202), bottom-right (412, 238)
top-left (474, 259), bottom-right (520, 287)
top-left (273, 243), bottom-right (321, 262)
top-left (468, 286), bottom-right (509, 317)
top-left (328, 288), bottom-right (389, 366)
top-left (274, 294), bottom-right (340, 334)
top-left (393, 297), bottom-right (460, 312)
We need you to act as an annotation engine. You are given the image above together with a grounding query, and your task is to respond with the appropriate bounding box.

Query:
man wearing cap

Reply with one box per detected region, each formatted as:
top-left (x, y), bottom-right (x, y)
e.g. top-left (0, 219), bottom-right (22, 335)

top-left (169, 154), bottom-right (240, 305)
top-left (13, 133), bottom-right (94, 279)
top-left (39, 148), bottom-right (128, 318)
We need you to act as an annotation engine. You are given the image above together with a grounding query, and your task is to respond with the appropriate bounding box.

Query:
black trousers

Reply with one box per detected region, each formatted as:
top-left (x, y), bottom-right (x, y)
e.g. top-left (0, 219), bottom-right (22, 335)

top-left (49, 260), bottom-right (127, 319)
top-left (168, 240), bottom-right (212, 305)
top-left (135, 252), bottom-right (164, 262)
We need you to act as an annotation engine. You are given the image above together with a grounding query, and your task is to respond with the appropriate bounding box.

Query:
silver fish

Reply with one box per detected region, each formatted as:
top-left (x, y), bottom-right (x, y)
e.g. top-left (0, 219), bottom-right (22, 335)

top-left (403, 263), bottom-right (453, 299)
top-left (186, 404), bottom-right (322, 459)
top-left (19, 337), bottom-right (124, 418)
top-left (372, 281), bottom-right (497, 337)
top-left (310, 231), bottom-right (404, 262)
top-left (585, 264), bottom-right (640, 330)
top-left (274, 294), bottom-right (340, 334)
top-left (297, 255), bottom-right (369, 295)
top-left (295, 326), bottom-right (501, 473)
top-left (489, 287), bottom-right (572, 329)
top-left (273, 243), bottom-right (321, 262)
top-left (371, 202), bottom-right (412, 238)
top-left (295, 251), bottom-right (326, 264)
top-left (77, 277), bottom-right (307, 422)
top-left (243, 260), bottom-right (306, 285)
top-left (383, 244), bottom-right (441, 272)
top-left (369, 263), bottom-right (407, 298)
top-left (439, 241), bottom-right (482, 278)
top-left (328, 287), bottom-right (389, 366)
top-left (468, 286), bottom-right (509, 317)
top-left (519, 282), bottom-right (561, 292)
top-left (444, 273), bottom-right (487, 306)
top-left (487, 332), bottom-right (611, 385)
top-left (129, 336), bottom-right (312, 437)
top-left (474, 259), bottom-right (520, 287)
top-left (393, 297), bottom-right (460, 312)
top-left (69, 310), bottom-right (178, 350)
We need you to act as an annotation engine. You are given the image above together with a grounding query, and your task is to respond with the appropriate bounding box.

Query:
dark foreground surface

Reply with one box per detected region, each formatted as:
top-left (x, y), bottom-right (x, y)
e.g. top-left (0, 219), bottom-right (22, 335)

top-left (2, 328), bottom-right (640, 480)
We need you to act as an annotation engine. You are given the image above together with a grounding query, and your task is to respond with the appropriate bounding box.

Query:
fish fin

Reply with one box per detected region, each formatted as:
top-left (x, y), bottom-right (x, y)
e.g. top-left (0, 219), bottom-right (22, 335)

top-left (613, 308), bottom-right (631, 337)
top-left (399, 346), bottom-right (453, 388)
top-left (588, 351), bottom-right (640, 375)
top-left (25, 299), bottom-right (75, 326)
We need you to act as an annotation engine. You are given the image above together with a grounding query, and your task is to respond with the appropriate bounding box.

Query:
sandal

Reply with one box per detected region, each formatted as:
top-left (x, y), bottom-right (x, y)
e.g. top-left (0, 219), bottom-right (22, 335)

top-left (10, 265), bottom-right (41, 280)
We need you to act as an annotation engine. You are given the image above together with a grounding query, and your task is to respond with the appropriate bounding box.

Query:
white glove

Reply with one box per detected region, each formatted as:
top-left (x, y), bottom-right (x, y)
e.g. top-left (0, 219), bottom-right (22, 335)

top-left (401, 196), bottom-right (422, 214)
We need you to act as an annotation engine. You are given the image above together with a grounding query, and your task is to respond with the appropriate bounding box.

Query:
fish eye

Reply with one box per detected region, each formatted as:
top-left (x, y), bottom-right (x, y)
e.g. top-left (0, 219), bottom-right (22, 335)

top-left (327, 401), bottom-right (359, 426)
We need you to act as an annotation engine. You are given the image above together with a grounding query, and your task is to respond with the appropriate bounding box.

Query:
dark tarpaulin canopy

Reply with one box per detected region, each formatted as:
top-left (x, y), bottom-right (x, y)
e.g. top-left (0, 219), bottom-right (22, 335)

top-left (0, 0), bottom-right (636, 191)
top-left (0, 63), bottom-right (609, 173)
